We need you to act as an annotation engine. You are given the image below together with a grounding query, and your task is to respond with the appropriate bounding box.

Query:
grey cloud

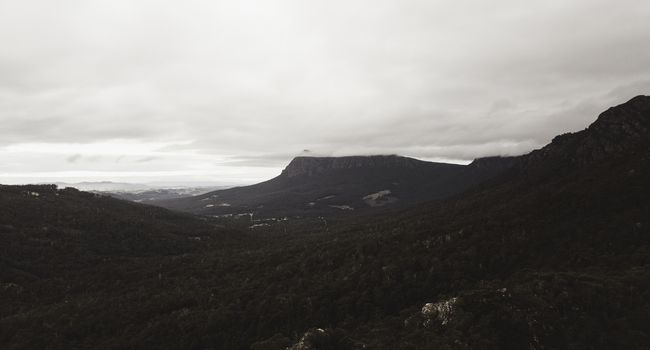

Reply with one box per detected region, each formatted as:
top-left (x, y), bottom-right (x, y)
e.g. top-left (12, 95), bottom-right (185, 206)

top-left (0, 0), bottom-right (649, 179)
top-left (219, 153), bottom-right (300, 168)
top-left (67, 154), bottom-right (82, 163)
top-left (136, 156), bottom-right (159, 163)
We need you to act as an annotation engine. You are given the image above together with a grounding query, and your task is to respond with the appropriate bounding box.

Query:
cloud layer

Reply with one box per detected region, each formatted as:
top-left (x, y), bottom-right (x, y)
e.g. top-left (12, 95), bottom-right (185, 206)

top-left (1, 0), bottom-right (649, 183)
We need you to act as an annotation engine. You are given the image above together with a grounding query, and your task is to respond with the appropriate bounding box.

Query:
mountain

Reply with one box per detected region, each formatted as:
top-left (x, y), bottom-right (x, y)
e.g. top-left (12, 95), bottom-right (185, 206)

top-left (153, 155), bottom-right (516, 218)
top-left (0, 184), bottom-right (231, 258)
top-left (1, 96), bottom-right (649, 349)
top-left (49, 182), bottom-right (228, 203)
top-left (519, 94), bottom-right (650, 174)
top-left (100, 186), bottom-right (228, 203)
top-left (52, 181), bottom-right (151, 192)
top-left (231, 95), bottom-right (649, 348)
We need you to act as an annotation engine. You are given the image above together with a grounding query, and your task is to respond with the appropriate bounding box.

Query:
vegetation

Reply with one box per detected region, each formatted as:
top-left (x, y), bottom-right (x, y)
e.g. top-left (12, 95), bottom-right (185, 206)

top-left (153, 155), bottom-right (515, 218)
top-left (1, 97), bottom-right (649, 349)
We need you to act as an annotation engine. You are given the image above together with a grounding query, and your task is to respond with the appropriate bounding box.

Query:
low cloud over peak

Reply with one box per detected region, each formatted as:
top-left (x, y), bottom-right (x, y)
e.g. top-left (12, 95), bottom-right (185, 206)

top-left (1, 0), bottom-right (649, 184)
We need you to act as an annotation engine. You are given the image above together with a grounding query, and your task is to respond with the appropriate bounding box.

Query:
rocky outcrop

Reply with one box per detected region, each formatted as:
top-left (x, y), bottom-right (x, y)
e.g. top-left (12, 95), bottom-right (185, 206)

top-left (282, 155), bottom-right (428, 178)
top-left (521, 95), bottom-right (650, 171)
top-left (421, 297), bottom-right (458, 327)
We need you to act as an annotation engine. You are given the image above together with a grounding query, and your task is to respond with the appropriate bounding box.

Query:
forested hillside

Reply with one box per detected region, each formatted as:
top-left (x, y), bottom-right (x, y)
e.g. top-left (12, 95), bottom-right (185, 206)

top-left (1, 96), bottom-right (649, 349)
top-left (153, 155), bottom-right (515, 218)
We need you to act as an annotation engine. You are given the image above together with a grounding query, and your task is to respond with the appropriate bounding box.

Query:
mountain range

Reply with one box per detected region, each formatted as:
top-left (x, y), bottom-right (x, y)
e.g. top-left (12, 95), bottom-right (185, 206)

top-left (45, 182), bottom-right (228, 203)
top-left (0, 96), bottom-right (649, 349)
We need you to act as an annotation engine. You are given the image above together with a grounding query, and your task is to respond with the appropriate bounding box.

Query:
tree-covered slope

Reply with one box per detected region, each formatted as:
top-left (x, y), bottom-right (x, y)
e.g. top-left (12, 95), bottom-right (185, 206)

top-left (154, 155), bottom-right (515, 218)
top-left (1, 96), bottom-right (649, 349)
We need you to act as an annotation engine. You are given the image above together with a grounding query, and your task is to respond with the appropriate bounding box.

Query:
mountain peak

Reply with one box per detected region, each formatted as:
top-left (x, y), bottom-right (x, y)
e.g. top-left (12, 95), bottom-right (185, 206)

top-left (524, 95), bottom-right (650, 170)
top-left (588, 95), bottom-right (650, 136)
top-left (282, 155), bottom-right (426, 178)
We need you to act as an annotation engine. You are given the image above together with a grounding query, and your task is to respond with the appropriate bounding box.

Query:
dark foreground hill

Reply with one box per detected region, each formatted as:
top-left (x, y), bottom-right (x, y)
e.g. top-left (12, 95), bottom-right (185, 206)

top-left (1, 96), bottom-right (649, 349)
top-left (153, 154), bottom-right (515, 218)
top-left (0, 185), bottom-right (237, 340)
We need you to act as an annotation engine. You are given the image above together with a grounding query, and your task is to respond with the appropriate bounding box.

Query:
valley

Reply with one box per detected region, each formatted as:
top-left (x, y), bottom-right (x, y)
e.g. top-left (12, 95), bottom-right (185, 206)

top-left (1, 96), bottom-right (649, 349)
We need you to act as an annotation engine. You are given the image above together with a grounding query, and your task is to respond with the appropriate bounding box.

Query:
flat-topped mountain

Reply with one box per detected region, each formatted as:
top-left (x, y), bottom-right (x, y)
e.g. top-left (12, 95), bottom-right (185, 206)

top-left (282, 155), bottom-right (431, 178)
top-left (153, 96), bottom-right (650, 219)
top-left (153, 154), bottom-right (516, 217)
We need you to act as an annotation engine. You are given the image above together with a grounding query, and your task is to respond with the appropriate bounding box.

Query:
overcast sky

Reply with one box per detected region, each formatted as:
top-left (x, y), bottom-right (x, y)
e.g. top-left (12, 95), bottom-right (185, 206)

top-left (1, 0), bottom-right (649, 185)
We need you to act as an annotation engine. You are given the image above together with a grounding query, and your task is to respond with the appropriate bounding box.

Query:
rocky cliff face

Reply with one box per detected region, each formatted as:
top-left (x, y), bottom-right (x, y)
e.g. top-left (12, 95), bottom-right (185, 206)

top-left (521, 95), bottom-right (650, 170)
top-left (281, 155), bottom-right (429, 178)
top-left (584, 95), bottom-right (650, 156)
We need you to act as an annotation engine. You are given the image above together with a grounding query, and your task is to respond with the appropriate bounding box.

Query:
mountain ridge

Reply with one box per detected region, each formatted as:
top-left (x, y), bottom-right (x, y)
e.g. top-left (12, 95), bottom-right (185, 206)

top-left (282, 155), bottom-right (436, 178)
top-left (1, 95), bottom-right (649, 349)
top-left (520, 95), bottom-right (650, 172)
top-left (153, 154), bottom-right (516, 217)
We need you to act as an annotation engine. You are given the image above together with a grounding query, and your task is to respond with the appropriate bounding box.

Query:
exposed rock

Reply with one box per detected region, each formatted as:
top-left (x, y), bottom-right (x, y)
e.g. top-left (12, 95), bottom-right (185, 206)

top-left (282, 155), bottom-right (427, 178)
top-left (289, 328), bottom-right (327, 350)
top-left (328, 205), bottom-right (354, 211)
top-left (421, 297), bottom-right (458, 327)
top-left (362, 189), bottom-right (397, 207)
top-left (363, 189), bottom-right (392, 201)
